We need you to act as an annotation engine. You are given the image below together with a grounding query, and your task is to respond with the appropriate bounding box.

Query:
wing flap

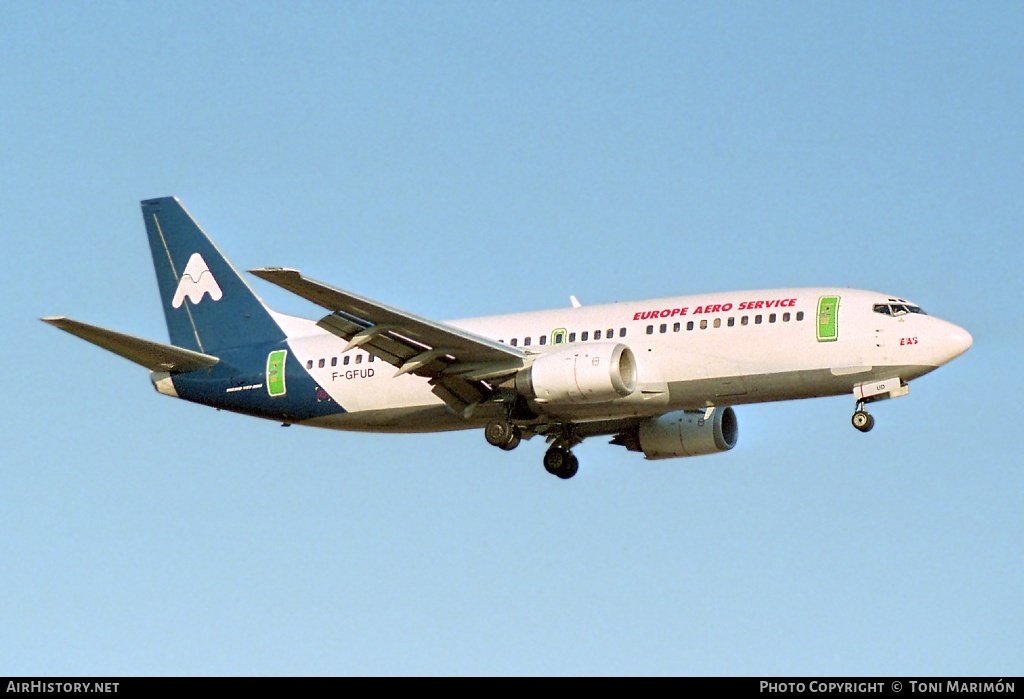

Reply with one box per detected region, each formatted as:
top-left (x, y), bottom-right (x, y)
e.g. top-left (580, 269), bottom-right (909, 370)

top-left (42, 317), bottom-right (219, 373)
top-left (249, 267), bottom-right (527, 413)
top-left (249, 268), bottom-right (525, 366)
top-left (317, 314), bottom-right (419, 368)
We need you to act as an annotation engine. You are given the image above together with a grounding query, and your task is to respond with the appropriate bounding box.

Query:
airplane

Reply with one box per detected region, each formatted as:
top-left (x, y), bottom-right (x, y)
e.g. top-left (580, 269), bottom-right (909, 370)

top-left (43, 197), bottom-right (973, 479)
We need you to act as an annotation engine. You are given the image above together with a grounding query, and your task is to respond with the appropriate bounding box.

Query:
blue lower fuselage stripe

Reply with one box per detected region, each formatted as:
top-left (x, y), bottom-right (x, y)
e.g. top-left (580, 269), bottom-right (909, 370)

top-left (170, 340), bottom-right (345, 421)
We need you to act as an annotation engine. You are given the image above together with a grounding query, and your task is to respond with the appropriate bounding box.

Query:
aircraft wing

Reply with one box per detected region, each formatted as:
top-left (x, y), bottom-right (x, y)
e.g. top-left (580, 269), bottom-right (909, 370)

top-left (249, 268), bottom-right (527, 411)
top-left (41, 317), bottom-right (220, 373)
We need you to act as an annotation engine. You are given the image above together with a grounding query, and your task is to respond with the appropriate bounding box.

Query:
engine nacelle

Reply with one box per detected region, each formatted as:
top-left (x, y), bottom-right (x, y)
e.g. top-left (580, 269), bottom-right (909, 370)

top-left (516, 343), bottom-right (637, 405)
top-left (613, 407), bottom-right (738, 460)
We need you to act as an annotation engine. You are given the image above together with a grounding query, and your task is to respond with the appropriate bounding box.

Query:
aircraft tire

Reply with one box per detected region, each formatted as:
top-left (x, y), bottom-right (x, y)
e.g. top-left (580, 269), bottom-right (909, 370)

top-left (485, 420), bottom-right (514, 448)
top-left (852, 410), bottom-right (874, 432)
top-left (544, 447), bottom-right (578, 479)
top-left (500, 428), bottom-right (522, 451)
top-left (544, 446), bottom-right (568, 475)
top-left (559, 453), bottom-right (579, 479)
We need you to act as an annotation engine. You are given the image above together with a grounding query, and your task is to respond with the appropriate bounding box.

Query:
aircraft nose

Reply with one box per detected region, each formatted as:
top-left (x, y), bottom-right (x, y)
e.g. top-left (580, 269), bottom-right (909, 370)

top-left (950, 325), bottom-right (973, 357)
top-left (938, 322), bottom-right (972, 364)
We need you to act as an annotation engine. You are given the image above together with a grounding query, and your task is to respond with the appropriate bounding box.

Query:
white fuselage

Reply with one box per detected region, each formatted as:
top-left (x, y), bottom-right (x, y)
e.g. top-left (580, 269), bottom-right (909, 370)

top-left (274, 287), bottom-right (971, 433)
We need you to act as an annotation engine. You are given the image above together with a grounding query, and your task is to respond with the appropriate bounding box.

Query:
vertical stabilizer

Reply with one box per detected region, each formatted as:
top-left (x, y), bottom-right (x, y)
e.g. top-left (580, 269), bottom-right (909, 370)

top-left (141, 197), bottom-right (284, 353)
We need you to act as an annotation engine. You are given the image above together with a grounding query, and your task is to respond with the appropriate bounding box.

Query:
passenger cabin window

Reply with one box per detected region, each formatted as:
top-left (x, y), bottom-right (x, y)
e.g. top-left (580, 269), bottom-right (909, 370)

top-left (331, 357), bottom-right (337, 367)
top-left (769, 313), bottom-right (777, 323)
top-left (619, 328), bottom-right (627, 338)
top-left (783, 312), bottom-right (791, 322)
top-left (344, 355), bottom-right (351, 365)
top-left (727, 317), bottom-right (735, 327)
top-left (539, 335), bottom-right (547, 346)
top-left (594, 330), bottom-right (602, 340)
top-left (606, 328), bottom-right (613, 338)
top-left (582, 331), bottom-right (590, 341)
top-left (660, 324), bottom-right (667, 333)
top-left (318, 358), bottom-right (325, 368)
top-left (645, 326), bottom-right (653, 335)
top-left (524, 337), bottom-right (532, 346)
top-left (796, 311), bottom-right (804, 321)
top-left (741, 316), bottom-right (749, 326)
top-left (355, 354), bottom-right (362, 364)
top-left (568, 332), bottom-right (576, 342)
top-left (755, 315), bottom-right (763, 324)
top-left (687, 321), bottom-right (694, 331)
top-left (369, 354), bottom-right (375, 362)
top-left (700, 319), bottom-right (708, 330)
top-left (511, 338), bottom-right (518, 346)
top-left (713, 318), bottom-right (721, 328)
top-left (306, 360), bottom-right (313, 369)
top-left (673, 322), bottom-right (680, 332)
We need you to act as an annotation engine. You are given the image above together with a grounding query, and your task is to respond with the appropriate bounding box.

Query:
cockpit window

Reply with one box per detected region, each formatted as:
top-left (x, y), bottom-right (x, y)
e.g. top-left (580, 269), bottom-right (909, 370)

top-left (873, 302), bottom-right (927, 316)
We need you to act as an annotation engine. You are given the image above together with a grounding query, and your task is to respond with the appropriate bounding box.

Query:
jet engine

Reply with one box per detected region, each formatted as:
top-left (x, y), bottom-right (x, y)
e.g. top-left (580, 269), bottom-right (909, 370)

top-left (612, 407), bottom-right (738, 459)
top-left (515, 343), bottom-right (637, 405)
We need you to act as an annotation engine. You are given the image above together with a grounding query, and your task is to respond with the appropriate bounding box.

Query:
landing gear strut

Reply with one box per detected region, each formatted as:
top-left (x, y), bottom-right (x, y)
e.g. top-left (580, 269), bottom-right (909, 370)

top-left (849, 377), bottom-right (908, 433)
top-left (851, 402), bottom-right (875, 433)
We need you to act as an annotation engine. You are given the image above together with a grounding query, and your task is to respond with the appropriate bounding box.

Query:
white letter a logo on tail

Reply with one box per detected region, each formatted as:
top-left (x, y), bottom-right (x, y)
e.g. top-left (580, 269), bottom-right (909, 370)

top-left (172, 253), bottom-right (223, 308)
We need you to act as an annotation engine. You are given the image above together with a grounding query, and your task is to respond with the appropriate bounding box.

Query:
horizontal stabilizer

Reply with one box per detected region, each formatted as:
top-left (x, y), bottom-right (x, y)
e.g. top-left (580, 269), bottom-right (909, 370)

top-left (41, 317), bottom-right (220, 373)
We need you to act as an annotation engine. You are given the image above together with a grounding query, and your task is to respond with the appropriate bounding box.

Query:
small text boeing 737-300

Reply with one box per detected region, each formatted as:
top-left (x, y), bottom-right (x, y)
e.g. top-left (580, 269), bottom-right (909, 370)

top-left (44, 198), bottom-right (972, 479)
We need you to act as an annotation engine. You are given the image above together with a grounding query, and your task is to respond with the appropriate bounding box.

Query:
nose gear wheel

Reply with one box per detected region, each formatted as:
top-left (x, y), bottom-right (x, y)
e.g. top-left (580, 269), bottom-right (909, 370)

top-left (851, 401), bottom-right (875, 433)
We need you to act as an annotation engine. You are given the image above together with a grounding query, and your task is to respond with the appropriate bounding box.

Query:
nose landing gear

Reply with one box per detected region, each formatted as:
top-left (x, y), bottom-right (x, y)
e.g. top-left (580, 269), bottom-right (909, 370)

top-left (849, 377), bottom-right (909, 433)
top-left (852, 404), bottom-right (875, 433)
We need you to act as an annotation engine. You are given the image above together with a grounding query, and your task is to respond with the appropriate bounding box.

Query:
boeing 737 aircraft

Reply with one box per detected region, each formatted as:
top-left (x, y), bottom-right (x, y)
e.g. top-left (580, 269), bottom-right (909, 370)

top-left (44, 198), bottom-right (972, 479)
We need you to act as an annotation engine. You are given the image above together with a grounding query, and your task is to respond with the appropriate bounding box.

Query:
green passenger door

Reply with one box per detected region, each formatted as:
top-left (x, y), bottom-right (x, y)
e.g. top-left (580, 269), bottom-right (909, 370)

top-left (817, 296), bottom-right (839, 342)
top-left (267, 349), bottom-right (288, 396)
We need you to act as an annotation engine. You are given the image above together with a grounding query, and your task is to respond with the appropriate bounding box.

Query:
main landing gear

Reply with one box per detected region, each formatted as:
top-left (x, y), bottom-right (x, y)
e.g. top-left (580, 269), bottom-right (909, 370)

top-left (851, 402), bottom-right (875, 433)
top-left (542, 424), bottom-right (582, 479)
top-left (485, 419), bottom-right (581, 479)
top-left (485, 419), bottom-right (522, 451)
top-left (543, 446), bottom-right (579, 480)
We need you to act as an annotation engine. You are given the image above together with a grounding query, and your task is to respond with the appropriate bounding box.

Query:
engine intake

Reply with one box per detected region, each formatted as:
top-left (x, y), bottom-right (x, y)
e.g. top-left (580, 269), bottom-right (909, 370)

top-left (613, 407), bottom-right (738, 459)
top-left (516, 343), bottom-right (637, 405)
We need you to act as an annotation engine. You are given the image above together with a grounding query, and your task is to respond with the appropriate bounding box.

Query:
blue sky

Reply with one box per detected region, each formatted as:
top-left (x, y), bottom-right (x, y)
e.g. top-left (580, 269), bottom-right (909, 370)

top-left (2, 1), bottom-right (1021, 676)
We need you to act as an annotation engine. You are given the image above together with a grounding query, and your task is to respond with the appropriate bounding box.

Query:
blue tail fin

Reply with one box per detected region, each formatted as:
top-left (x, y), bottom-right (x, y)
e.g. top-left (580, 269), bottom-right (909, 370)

top-left (141, 197), bottom-right (285, 353)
